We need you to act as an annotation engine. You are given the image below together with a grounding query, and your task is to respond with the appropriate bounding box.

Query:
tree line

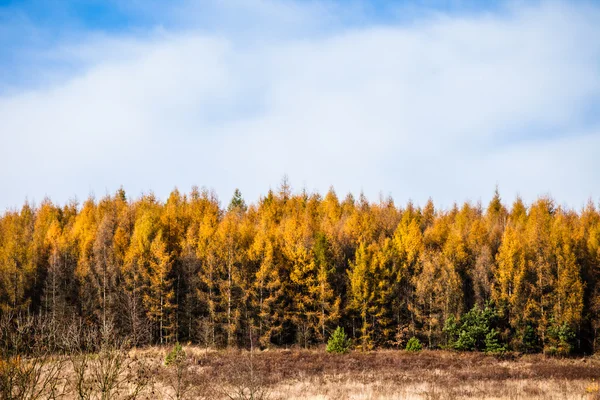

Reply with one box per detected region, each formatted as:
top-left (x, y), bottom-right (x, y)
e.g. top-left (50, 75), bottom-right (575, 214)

top-left (1, 180), bottom-right (599, 354)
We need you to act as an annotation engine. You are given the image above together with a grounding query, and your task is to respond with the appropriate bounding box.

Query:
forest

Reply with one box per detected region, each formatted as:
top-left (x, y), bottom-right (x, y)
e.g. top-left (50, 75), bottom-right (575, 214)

top-left (1, 180), bottom-right (599, 356)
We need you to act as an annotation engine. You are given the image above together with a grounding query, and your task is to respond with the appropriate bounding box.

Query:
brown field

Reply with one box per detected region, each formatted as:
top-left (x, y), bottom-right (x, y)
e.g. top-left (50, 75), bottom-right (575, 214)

top-left (7, 347), bottom-right (600, 399)
top-left (105, 347), bottom-right (600, 399)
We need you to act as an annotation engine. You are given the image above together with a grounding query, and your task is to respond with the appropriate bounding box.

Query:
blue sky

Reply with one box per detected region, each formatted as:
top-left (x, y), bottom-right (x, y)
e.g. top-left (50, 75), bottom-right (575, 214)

top-left (0, 0), bottom-right (512, 92)
top-left (1, 0), bottom-right (599, 210)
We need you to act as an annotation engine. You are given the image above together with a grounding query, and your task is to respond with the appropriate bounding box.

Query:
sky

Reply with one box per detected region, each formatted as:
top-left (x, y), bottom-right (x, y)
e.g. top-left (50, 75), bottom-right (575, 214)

top-left (1, 0), bottom-right (600, 211)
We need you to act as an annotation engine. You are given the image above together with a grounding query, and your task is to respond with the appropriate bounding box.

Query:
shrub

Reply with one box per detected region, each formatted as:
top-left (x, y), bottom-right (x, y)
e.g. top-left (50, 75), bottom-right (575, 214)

top-left (326, 327), bottom-right (351, 354)
top-left (484, 329), bottom-right (506, 354)
top-left (217, 352), bottom-right (270, 400)
top-left (519, 324), bottom-right (541, 353)
top-left (546, 321), bottom-right (576, 356)
top-left (406, 337), bottom-right (422, 352)
top-left (444, 303), bottom-right (506, 352)
top-left (165, 342), bottom-right (186, 366)
top-left (165, 342), bottom-right (192, 399)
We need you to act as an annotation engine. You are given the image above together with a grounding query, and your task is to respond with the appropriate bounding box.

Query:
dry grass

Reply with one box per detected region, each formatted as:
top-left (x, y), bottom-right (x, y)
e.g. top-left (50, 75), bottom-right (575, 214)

top-left (147, 347), bottom-right (600, 399)
top-left (10, 347), bottom-right (600, 399)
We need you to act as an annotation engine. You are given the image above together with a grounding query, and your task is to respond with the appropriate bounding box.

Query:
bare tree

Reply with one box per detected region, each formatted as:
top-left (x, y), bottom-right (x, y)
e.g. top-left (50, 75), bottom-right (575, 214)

top-left (215, 350), bottom-right (270, 400)
top-left (64, 320), bottom-right (153, 400)
top-left (0, 313), bottom-right (68, 400)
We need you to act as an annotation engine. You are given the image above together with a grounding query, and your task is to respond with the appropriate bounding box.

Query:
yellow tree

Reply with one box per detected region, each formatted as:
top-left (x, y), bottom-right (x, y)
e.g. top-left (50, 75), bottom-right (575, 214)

top-left (583, 202), bottom-right (600, 350)
top-left (319, 188), bottom-right (347, 308)
top-left (415, 249), bottom-right (463, 348)
top-left (493, 226), bottom-right (527, 311)
top-left (468, 217), bottom-right (493, 307)
top-left (415, 212), bottom-right (463, 348)
top-left (421, 198), bottom-right (435, 232)
top-left (122, 194), bottom-right (161, 344)
top-left (195, 189), bottom-right (221, 347)
top-left (251, 230), bottom-right (286, 348)
top-left (283, 191), bottom-right (341, 346)
top-left (374, 196), bottom-right (401, 239)
top-left (547, 210), bottom-right (584, 353)
top-left (283, 196), bottom-right (316, 347)
top-left (525, 197), bottom-right (555, 350)
top-left (370, 238), bottom-right (399, 344)
top-left (486, 187), bottom-right (507, 256)
top-left (445, 203), bottom-right (475, 311)
top-left (72, 197), bottom-right (99, 320)
top-left (554, 243), bottom-right (584, 327)
top-left (250, 190), bottom-right (289, 348)
top-left (490, 196), bottom-right (540, 350)
top-left (347, 242), bottom-right (376, 350)
top-left (344, 193), bottom-right (376, 246)
top-left (180, 224), bottom-right (200, 341)
top-left (91, 209), bottom-right (118, 332)
top-left (393, 204), bottom-right (424, 334)
top-left (43, 220), bottom-right (66, 323)
top-left (232, 201), bottom-right (258, 349)
top-left (144, 233), bottom-right (176, 344)
top-left (161, 189), bottom-right (188, 340)
top-left (0, 206), bottom-right (35, 313)
top-left (216, 202), bottom-right (244, 347)
top-left (320, 188), bottom-right (342, 240)
top-left (177, 189), bottom-right (201, 342)
top-left (493, 223), bottom-right (531, 349)
top-left (346, 238), bottom-right (398, 349)
top-left (161, 189), bottom-right (186, 257)
top-left (313, 232), bottom-right (341, 343)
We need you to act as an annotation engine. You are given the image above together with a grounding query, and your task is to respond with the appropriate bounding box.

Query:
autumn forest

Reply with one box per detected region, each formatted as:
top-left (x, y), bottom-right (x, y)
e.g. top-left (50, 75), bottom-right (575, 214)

top-left (1, 181), bottom-right (599, 356)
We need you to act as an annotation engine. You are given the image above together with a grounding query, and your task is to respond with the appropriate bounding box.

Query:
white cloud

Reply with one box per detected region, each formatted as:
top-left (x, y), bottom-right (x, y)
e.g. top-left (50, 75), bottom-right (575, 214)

top-left (1, 0), bottom-right (599, 210)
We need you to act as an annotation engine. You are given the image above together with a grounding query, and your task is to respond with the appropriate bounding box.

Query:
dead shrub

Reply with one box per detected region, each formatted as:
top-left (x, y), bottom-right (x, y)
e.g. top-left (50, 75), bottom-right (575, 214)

top-left (0, 313), bottom-right (68, 400)
top-left (215, 350), bottom-right (272, 400)
top-left (65, 321), bottom-right (153, 400)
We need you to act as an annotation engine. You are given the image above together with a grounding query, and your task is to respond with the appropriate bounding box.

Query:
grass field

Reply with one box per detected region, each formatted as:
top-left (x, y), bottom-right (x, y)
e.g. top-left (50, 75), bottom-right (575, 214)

top-left (127, 347), bottom-right (600, 399)
top-left (5, 346), bottom-right (600, 399)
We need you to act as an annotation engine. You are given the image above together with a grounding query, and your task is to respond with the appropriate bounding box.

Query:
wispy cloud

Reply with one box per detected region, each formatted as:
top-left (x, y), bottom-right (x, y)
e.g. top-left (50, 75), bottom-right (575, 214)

top-left (1, 0), bottom-right (599, 210)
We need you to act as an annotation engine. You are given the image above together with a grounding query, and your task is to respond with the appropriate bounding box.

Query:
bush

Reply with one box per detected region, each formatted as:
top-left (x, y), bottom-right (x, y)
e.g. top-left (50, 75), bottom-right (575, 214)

top-left (165, 342), bottom-right (186, 366)
top-left (444, 303), bottom-right (506, 352)
top-left (513, 324), bottom-right (541, 353)
top-left (406, 337), bottom-right (422, 352)
top-left (326, 327), bottom-right (351, 354)
top-left (546, 321), bottom-right (576, 356)
top-left (165, 342), bottom-right (192, 399)
top-left (484, 329), bottom-right (506, 354)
